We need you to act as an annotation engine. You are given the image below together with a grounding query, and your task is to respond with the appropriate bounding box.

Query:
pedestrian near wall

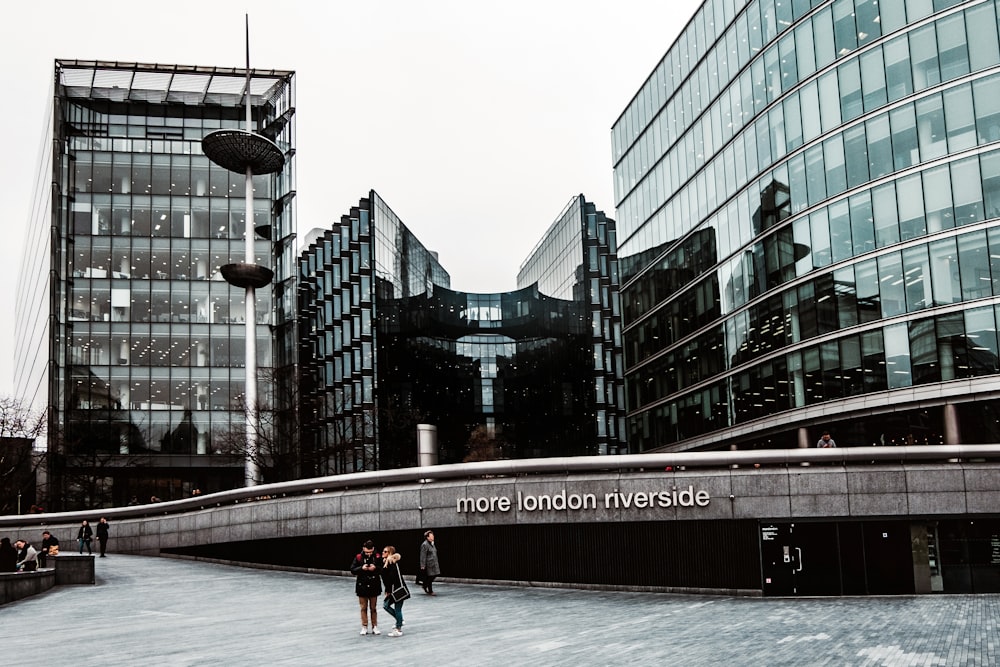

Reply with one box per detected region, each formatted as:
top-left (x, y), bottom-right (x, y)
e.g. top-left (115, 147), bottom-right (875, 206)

top-left (419, 530), bottom-right (440, 596)
top-left (0, 537), bottom-right (16, 572)
top-left (14, 539), bottom-right (38, 572)
top-left (77, 520), bottom-right (93, 554)
top-left (380, 546), bottom-right (408, 637)
top-left (39, 531), bottom-right (59, 567)
top-left (350, 539), bottom-right (383, 636)
top-left (96, 517), bottom-right (110, 557)
top-left (816, 432), bottom-right (837, 448)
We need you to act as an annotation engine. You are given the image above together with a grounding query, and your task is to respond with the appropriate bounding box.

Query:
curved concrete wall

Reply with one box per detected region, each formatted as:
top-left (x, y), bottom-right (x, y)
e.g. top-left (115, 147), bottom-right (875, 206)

top-left (5, 460), bottom-right (999, 557)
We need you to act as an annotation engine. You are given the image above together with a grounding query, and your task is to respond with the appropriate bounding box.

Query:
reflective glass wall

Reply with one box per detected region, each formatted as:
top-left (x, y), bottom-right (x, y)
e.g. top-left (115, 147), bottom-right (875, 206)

top-left (299, 192), bottom-right (624, 473)
top-left (18, 61), bottom-right (296, 508)
top-left (614, 0), bottom-right (1000, 451)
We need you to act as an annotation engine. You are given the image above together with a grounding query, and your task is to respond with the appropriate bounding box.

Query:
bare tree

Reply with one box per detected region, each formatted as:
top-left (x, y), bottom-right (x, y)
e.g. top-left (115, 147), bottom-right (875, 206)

top-left (462, 424), bottom-right (510, 463)
top-left (0, 397), bottom-right (46, 514)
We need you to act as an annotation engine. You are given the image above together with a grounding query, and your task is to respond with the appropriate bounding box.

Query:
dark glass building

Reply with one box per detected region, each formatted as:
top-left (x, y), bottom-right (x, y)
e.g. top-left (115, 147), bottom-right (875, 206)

top-left (298, 192), bottom-right (624, 474)
top-left (613, 0), bottom-right (1000, 452)
top-left (14, 61), bottom-right (296, 508)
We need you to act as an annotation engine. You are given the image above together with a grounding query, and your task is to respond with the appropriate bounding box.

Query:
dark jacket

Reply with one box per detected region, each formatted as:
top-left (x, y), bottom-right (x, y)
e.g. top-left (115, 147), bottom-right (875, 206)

top-left (380, 553), bottom-right (407, 599)
top-left (96, 521), bottom-right (110, 540)
top-left (77, 524), bottom-right (93, 541)
top-left (0, 538), bottom-right (16, 572)
top-left (351, 550), bottom-right (383, 597)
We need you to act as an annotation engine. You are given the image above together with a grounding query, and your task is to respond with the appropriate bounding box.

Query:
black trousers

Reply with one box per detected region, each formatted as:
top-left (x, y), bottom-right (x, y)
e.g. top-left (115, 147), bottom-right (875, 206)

top-left (98, 538), bottom-right (108, 556)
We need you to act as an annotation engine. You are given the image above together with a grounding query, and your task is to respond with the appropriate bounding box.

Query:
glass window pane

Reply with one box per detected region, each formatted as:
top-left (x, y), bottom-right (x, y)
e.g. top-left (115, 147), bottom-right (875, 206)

top-left (873, 181), bottom-right (901, 248)
top-left (860, 47), bottom-right (888, 113)
top-left (967, 306), bottom-right (1000, 376)
top-left (813, 7), bottom-right (836, 69)
top-left (951, 156), bottom-right (985, 226)
top-left (839, 59), bottom-right (863, 121)
top-left (929, 236), bottom-right (961, 306)
top-left (800, 81), bottom-right (822, 142)
top-left (958, 231), bottom-right (992, 301)
top-left (944, 83), bottom-right (976, 152)
top-left (784, 95), bottom-right (803, 151)
top-left (973, 75), bottom-right (1000, 143)
top-left (795, 20), bottom-right (816, 79)
top-left (982, 151), bottom-right (1000, 218)
top-left (884, 322), bottom-right (912, 389)
top-left (850, 191), bottom-right (875, 256)
top-left (867, 114), bottom-right (893, 179)
top-left (916, 93), bottom-right (947, 161)
top-left (909, 318), bottom-right (940, 385)
top-left (967, 2), bottom-right (1000, 72)
top-left (832, 0), bottom-right (857, 56)
top-left (890, 104), bottom-right (919, 171)
top-left (856, 258), bottom-right (881, 323)
top-left (922, 165), bottom-right (954, 233)
top-left (936, 14), bottom-right (970, 82)
top-left (878, 251), bottom-right (906, 318)
top-left (818, 70), bottom-right (842, 132)
top-left (884, 34), bottom-right (913, 102)
top-left (855, 0), bottom-right (881, 46)
top-left (903, 244), bottom-right (932, 312)
top-left (910, 24), bottom-right (941, 91)
top-left (810, 208), bottom-right (832, 268)
top-left (824, 134), bottom-right (847, 196)
top-left (805, 144), bottom-right (827, 205)
top-left (829, 200), bottom-right (852, 263)
top-left (897, 173), bottom-right (926, 241)
top-left (844, 124), bottom-right (869, 188)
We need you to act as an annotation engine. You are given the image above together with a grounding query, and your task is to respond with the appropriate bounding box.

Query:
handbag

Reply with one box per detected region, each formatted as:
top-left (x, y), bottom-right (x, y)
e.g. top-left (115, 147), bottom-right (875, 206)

top-left (391, 564), bottom-right (411, 602)
top-left (48, 545), bottom-right (59, 556)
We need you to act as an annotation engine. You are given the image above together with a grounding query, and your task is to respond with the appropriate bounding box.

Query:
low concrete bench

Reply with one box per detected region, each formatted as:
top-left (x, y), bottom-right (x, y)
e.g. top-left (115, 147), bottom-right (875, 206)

top-left (0, 555), bottom-right (95, 606)
top-left (0, 568), bottom-right (56, 605)
top-left (54, 554), bottom-right (96, 585)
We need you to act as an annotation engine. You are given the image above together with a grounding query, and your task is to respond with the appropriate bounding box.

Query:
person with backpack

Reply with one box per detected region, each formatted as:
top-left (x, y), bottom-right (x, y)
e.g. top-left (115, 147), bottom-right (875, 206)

top-left (350, 539), bottom-right (383, 636)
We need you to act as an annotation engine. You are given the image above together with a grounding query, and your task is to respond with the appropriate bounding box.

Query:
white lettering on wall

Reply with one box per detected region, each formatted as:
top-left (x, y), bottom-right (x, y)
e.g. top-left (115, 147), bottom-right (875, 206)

top-left (455, 486), bottom-right (710, 513)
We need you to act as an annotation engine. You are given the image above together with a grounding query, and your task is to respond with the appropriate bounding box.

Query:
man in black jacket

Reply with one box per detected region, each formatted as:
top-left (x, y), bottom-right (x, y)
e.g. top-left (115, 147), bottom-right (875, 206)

top-left (350, 539), bottom-right (383, 636)
top-left (39, 531), bottom-right (59, 567)
top-left (96, 518), bottom-right (110, 557)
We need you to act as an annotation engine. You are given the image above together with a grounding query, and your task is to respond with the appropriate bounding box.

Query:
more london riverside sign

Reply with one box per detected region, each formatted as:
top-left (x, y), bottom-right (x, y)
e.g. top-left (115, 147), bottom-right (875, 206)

top-left (455, 486), bottom-right (711, 514)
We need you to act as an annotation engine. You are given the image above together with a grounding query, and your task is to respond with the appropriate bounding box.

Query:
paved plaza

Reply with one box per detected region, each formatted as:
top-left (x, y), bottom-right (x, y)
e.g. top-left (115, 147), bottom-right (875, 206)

top-left (1, 554), bottom-right (997, 665)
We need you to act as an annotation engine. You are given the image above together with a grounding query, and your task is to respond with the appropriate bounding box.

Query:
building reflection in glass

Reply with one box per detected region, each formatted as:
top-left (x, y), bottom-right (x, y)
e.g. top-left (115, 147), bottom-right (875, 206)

top-left (299, 192), bottom-right (624, 474)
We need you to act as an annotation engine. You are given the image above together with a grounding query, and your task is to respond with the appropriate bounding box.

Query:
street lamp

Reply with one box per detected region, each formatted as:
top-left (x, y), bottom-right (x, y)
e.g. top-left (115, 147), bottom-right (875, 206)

top-left (201, 17), bottom-right (285, 486)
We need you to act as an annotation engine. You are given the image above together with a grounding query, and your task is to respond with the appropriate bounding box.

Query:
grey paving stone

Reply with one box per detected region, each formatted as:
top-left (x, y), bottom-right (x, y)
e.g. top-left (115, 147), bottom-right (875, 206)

top-left (0, 555), bottom-right (997, 665)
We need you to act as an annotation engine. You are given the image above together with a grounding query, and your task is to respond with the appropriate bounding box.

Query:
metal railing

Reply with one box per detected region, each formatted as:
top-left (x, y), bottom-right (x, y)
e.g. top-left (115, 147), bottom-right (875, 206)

top-left (3, 444), bottom-right (998, 527)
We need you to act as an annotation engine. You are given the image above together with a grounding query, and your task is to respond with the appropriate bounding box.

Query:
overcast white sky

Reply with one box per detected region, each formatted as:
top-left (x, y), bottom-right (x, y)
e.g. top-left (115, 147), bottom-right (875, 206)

top-left (0, 0), bottom-right (703, 396)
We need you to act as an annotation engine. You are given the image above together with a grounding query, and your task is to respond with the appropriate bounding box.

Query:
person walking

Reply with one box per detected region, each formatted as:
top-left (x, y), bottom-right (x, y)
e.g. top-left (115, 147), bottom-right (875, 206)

top-left (96, 517), bottom-right (110, 557)
top-left (0, 537), bottom-right (17, 572)
top-left (350, 539), bottom-right (383, 636)
top-left (77, 520), bottom-right (93, 554)
top-left (14, 539), bottom-right (38, 572)
top-left (419, 530), bottom-right (440, 596)
top-left (39, 531), bottom-right (59, 567)
top-left (380, 546), bottom-right (409, 637)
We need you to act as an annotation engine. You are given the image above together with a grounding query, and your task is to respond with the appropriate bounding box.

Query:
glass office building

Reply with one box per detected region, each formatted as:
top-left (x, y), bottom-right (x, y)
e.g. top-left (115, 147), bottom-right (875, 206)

top-left (298, 192), bottom-right (624, 474)
top-left (614, 1), bottom-right (1000, 452)
top-left (14, 61), bottom-right (296, 508)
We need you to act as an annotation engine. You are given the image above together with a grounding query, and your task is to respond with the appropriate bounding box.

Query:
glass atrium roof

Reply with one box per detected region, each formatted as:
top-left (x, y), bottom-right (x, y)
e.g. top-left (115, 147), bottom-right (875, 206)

top-left (56, 60), bottom-right (292, 107)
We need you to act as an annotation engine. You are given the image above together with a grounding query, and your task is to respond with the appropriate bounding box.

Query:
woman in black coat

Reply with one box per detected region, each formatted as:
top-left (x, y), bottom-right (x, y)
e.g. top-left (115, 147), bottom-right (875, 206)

top-left (77, 520), bottom-right (93, 554)
top-left (380, 546), bottom-right (408, 637)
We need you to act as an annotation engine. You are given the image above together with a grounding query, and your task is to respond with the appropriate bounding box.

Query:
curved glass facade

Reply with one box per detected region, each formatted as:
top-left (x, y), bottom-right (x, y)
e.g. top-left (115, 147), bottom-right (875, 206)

top-left (614, 0), bottom-right (1000, 451)
top-left (299, 193), bottom-right (624, 474)
top-left (14, 61), bottom-right (296, 507)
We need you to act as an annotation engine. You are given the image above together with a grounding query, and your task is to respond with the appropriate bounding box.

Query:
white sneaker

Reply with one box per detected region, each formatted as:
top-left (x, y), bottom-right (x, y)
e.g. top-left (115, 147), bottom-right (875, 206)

top-left (371, 626), bottom-right (381, 635)
top-left (360, 627), bottom-right (368, 636)
top-left (389, 628), bottom-right (403, 637)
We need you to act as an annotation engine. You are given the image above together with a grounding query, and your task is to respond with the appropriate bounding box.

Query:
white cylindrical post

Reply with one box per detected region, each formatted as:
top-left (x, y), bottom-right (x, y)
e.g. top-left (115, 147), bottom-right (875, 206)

top-left (417, 424), bottom-right (438, 468)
